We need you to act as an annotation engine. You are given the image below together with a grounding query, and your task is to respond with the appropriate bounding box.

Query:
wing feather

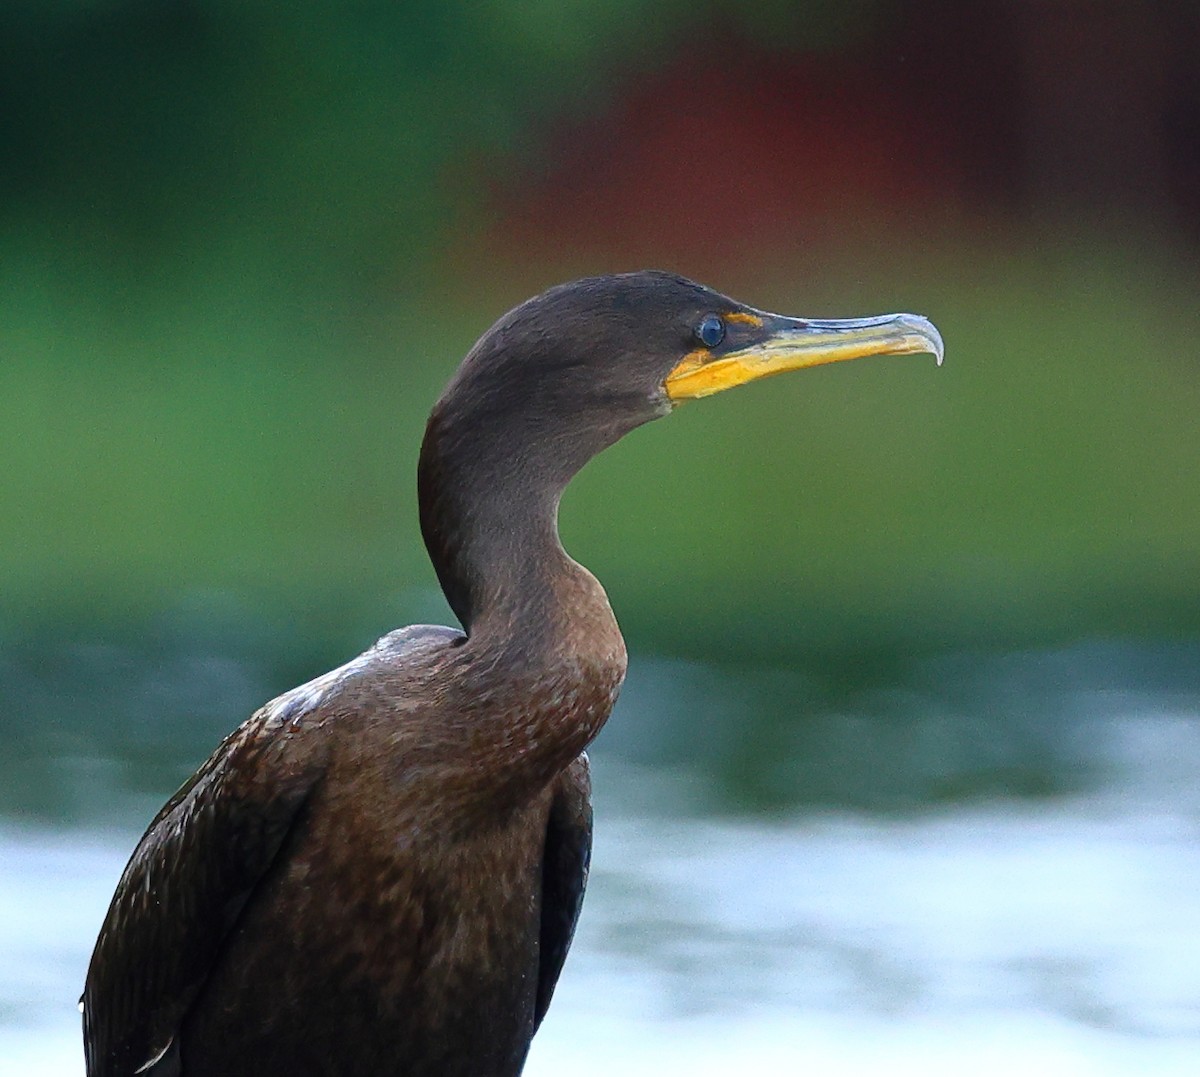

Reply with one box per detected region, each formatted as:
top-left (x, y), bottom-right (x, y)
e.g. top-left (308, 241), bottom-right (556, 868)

top-left (82, 705), bottom-right (326, 1077)
top-left (534, 753), bottom-right (593, 1029)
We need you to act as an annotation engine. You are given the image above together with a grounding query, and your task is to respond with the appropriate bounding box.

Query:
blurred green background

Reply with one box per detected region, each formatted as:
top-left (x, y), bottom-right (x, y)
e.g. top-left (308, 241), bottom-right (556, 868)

top-left (3, 0), bottom-right (1200, 824)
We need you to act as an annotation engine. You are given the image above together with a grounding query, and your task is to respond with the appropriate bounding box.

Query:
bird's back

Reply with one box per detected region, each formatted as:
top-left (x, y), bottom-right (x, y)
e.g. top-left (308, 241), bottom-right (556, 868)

top-left (83, 624), bottom-right (593, 1077)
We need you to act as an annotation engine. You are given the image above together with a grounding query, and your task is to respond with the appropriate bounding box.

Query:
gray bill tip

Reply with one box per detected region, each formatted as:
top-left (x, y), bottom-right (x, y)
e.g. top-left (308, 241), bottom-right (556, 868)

top-left (905, 313), bottom-right (945, 367)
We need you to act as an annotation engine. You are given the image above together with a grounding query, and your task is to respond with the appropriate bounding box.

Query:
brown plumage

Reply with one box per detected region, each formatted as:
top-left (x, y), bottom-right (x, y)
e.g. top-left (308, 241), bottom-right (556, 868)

top-left (82, 272), bottom-right (942, 1075)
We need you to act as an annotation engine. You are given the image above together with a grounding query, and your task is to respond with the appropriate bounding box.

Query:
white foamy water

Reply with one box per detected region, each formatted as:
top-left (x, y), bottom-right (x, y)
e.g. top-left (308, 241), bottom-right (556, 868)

top-left (4, 713), bottom-right (1200, 1075)
top-left (529, 800), bottom-right (1200, 1076)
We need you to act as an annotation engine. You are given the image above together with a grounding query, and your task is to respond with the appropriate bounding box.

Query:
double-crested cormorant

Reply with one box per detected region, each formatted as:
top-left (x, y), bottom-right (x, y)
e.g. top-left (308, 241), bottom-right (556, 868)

top-left (82, 271), bottom-right (942, 1076)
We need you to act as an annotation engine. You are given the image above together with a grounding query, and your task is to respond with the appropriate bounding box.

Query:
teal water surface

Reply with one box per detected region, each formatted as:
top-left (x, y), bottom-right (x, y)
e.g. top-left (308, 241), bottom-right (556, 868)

top-left (3, 634), bottom-right (1199, 1074)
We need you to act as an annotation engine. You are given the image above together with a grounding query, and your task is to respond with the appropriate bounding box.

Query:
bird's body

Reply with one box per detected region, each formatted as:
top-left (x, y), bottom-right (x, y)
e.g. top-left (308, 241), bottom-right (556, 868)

top-left (85, 578), bottom-right (620, 1077)
top-left (83, 272), bottom-right (941, 1075)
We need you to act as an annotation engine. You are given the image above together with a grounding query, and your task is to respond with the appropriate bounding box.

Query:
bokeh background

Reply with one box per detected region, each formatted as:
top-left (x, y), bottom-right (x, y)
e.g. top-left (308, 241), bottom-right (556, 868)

top-left (4, 2), bottom-right (1200, 1073)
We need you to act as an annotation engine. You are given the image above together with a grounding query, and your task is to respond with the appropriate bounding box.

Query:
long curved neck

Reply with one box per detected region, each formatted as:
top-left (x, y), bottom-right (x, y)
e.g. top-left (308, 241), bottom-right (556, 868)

top-left (417, 404), bottom-right (615, 650)
top-left (417, 406), bottom-right (628, 799)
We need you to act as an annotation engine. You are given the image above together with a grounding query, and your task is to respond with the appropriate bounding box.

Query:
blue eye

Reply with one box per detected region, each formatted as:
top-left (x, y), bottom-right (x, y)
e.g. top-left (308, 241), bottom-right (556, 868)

top-left (696, 314), bottom-right (725, 348)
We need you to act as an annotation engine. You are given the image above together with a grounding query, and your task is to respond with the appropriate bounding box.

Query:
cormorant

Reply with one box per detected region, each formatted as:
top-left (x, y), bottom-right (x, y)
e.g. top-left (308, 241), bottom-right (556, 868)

top-left (82, 271), bottom-right (942, 1076)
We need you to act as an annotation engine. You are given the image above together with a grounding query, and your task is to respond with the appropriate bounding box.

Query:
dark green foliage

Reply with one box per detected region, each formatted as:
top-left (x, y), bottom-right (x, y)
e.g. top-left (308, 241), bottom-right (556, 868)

top-left (0, 2), bottom-right (893, 287)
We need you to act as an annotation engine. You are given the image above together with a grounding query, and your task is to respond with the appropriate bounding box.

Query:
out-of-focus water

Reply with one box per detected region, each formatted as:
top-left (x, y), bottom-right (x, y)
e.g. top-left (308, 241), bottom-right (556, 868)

top-left (3, 641), bottom-right (1200, 1074)
top-left (533, 781), bottom-right (1200, 1075)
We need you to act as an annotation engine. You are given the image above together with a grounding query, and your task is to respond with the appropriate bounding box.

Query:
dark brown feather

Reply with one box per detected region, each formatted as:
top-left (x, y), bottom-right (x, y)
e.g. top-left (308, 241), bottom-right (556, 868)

top-left (83, 272), bottom-right (746, 1075)
top-left (536, 755), bottom-right (593, 1029)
